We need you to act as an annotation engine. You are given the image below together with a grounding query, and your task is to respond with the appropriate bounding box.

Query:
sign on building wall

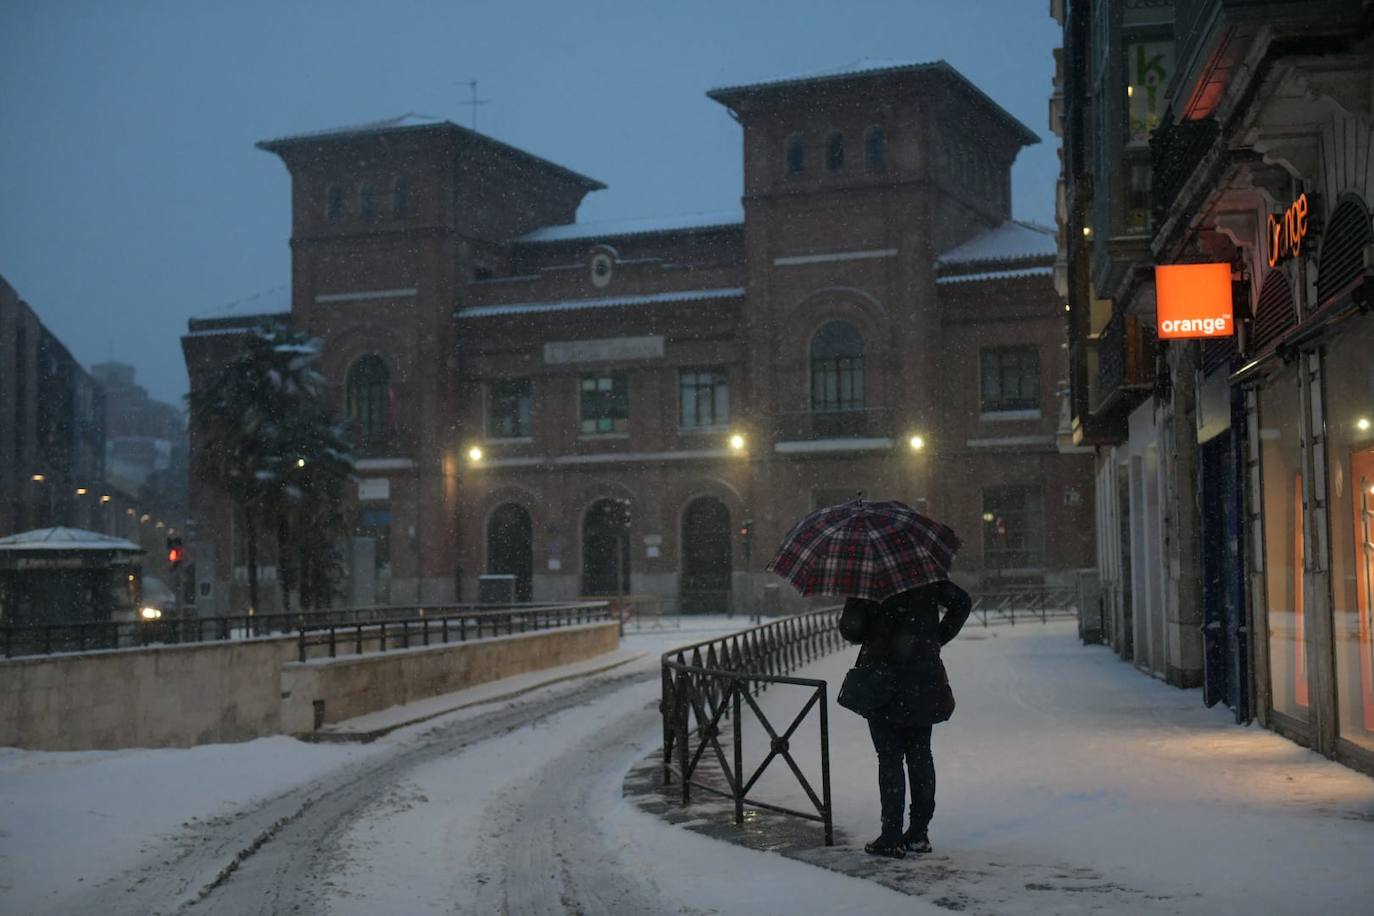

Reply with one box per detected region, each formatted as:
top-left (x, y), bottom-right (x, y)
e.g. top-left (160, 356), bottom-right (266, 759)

top-left (1127, 41), bottom-right (1173, 144)
top-left (1155, 263), bottom-right (1235, 339)
top-left (358, 478), bottom-right (390, 501)
top-left (544, 336), bottom-right (665, 365)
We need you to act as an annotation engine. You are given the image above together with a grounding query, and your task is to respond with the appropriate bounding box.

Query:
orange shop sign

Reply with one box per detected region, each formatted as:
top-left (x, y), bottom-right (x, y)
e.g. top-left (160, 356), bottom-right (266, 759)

top-left (1155, 262), bottom-right (1234, 339)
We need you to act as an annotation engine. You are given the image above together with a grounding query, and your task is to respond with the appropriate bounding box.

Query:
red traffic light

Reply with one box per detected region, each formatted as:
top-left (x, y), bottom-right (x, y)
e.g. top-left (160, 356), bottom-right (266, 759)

top-left (168, 546), bottom-right (185, 565)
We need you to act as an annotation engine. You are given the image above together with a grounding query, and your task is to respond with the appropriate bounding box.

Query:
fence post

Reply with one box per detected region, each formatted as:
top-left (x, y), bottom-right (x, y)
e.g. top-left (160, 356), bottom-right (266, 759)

top-left (733, 678), bottom-right (744, 827)
top-left (819, 682), bottom-right (834, 846)
top-left (677, 673), bottom-right (692, 806)
top-left (298, 628), bottom-right (306, 663)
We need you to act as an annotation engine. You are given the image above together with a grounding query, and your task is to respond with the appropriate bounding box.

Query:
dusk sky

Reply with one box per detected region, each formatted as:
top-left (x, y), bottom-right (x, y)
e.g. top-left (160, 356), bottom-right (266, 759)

top-left (0, 0), bottom-right (1061, 406)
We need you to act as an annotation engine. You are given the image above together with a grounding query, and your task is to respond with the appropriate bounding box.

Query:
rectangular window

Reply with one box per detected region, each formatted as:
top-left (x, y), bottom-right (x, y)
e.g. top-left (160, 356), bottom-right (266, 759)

top-left (1324, 319), bottom-right (1374, 750)
top-left (982, 485), bottom-right (1045, 569)
top-left (981, 346), bottom-right (1040, 412)
top-left (580, 373), bottom-right (628, 435)
top-left (678, 368), bottom-right (730, 429)
top-left (488, 378), bottom-right (532, 439)
top-left (1258, 367), bottom-right (1309, 721)
top-left (812, 357), bottom-right (865, 411)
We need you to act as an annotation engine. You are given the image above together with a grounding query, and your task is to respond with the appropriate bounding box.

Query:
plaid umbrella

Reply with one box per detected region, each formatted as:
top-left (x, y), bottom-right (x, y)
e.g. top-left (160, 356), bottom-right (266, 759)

top-left (764, 498), bottom-right (961, 601)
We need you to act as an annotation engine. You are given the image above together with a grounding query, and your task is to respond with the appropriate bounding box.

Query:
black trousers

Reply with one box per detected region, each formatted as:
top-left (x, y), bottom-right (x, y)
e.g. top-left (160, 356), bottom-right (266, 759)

top-left (867, 718), bottom-right (935, 837)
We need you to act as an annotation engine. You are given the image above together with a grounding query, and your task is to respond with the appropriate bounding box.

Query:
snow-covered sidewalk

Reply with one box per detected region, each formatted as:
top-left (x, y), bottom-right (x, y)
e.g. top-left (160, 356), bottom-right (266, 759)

top-left (701, 621), bottom-right (1374, 914)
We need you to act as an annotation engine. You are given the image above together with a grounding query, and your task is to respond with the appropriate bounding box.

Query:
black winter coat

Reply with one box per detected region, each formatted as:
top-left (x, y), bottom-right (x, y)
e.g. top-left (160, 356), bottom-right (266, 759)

top-left (843, 580), bottom-right (972, 724)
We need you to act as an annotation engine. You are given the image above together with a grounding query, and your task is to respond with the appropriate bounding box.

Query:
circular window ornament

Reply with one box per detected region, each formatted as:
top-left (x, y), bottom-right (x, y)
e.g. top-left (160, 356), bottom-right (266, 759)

top-left (590, 251), bottom-right (613, 288)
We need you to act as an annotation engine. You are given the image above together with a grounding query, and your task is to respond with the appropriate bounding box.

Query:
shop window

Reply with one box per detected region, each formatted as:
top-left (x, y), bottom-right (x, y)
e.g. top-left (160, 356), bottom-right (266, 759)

top-left (825, 131), bottom-right (845, 172)
top-left (359, 182), bottom-right (377, 219)
top-left (326, 185), bottom-right (344, 220)
top-left (678, 368), bottom-right (729, 429)
top-left (347, 355), bottom-right (392, 451)
top-left (982, 486), bottom-right (1045, 569)
top-left (580, 373), bottom-right (628, 434)
top-left (392, 177), bottom-right (408, 218)
top-left (810, 320), bottom-right (865, 411)
top-left (864, 126), bottom-right (886, 170)
top-left (488, 378), bottom-right (532, 439)
top-left (981, 346), bottom-right (1040, 412)
top-left (1258, 368), bottom-right (1309, 721)
top-left (1323, 319), bottom-right (1374, 751)
top-left (785, 132), bottom-right (805, 174)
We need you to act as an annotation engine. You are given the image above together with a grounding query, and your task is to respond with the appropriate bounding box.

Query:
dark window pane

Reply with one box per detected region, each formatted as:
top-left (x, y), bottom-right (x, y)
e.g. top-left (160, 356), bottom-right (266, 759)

top-left (826, 131), bottom-right (844, 171)
top-left (786, 132), bottom-right (805, 174)
top-left (678, 367), bottom-right (729, 428)
top-left (982, 485), bottom-right (1045, 568)
top-left (865, 126), bottom-right (886, 170)
top-left (811, 321), bottom-right (865, 411)
top-left (980, 346), bottom-right (1039, 411)
top-left (489, 377), bottom-right (532, 438)
top-left (580, 373), bottom-right (629, 434)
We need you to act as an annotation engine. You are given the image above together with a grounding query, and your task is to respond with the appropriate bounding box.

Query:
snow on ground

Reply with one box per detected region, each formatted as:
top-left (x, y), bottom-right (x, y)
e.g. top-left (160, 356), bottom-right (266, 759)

top-left (0, 615), bottom-right (750, 913)
top-left (736, 621), bottom-right (1374, 914)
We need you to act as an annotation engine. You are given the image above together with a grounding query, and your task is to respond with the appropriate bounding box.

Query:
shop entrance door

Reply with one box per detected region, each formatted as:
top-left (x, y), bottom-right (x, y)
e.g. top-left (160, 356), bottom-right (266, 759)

top-left (582, 499), bottom-right (631, 597)
top-left (680, 497), bottom-right (732, 615)
top-left (1199, 421), bottom-right (1250, 721)
top-left (1352, 448), bottom-right (1374, 732)
top-left (487, 503), bottom-right (533, 601)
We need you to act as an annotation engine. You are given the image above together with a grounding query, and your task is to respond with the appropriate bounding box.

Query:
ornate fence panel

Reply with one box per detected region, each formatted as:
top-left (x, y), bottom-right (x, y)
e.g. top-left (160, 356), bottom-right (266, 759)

top-left (660, 607), bottom-right (843, 845)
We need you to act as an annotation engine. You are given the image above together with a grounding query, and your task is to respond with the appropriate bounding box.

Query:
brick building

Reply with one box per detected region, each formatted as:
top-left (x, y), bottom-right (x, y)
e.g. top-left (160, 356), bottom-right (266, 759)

top-left (183, 60), bottom-right (1096, 614)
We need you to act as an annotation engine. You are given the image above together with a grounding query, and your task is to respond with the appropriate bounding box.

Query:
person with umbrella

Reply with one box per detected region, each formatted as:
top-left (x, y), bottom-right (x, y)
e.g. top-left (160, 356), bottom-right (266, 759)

top-left (765, 497), bottom-right (971, 859)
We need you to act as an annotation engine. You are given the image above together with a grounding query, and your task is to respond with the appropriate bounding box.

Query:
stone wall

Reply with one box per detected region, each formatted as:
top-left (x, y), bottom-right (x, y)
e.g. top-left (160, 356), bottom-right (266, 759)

top-left (0, 621), bottom-right (619, 751)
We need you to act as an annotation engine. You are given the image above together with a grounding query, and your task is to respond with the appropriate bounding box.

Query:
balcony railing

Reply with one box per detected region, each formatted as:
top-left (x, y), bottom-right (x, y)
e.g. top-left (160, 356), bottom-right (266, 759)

top-left (773, 407), bottom-right (893, 442)
top-left (1094, 311), bottom-right (1155, 416)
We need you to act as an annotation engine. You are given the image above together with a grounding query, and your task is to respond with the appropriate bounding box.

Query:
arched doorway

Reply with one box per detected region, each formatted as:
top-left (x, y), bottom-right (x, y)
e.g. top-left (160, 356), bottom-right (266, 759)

top-left (680, 497), bottom-right (732, 614)
top-left (582, 499), bottom-right (631, 596)
top-left (487, 503), bottom-right (533, 601)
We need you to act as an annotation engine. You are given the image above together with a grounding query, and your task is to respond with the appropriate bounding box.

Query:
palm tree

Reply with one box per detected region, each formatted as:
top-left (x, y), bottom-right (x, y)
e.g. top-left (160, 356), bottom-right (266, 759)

top-left (188, 324), bottom-right (352, 614)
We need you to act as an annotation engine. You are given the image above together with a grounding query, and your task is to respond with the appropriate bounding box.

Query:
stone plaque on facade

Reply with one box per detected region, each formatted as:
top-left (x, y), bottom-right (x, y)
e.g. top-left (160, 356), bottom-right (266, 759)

top-left (544, 335), bottom-right (664, 365)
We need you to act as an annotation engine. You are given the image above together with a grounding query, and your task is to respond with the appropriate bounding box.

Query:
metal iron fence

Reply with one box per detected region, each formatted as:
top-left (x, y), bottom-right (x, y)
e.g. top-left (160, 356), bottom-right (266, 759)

top-left (661, 607), bottom-right (843, 845)
top-left (0, 601), bottom-right (610, 659)
top-left (295, 603), bottom-right (612, 662)
top-left (971, 586), bottom-right (1079, 627)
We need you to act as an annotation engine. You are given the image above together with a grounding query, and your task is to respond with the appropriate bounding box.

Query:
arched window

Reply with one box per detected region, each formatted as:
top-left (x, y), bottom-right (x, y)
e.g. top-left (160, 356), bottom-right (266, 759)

top-left (326, 185), bottom-right (344, 220)
top-left (864, 126), bottom-right (886, 170)
top-left (487, 503), bottom-right (533, 601)
top-left (1316, 194), bottom-right (1373, 306)
top-left (358, 182), bottom-right (376, 219)
top-left (785, 132), bottom-right (805, 174)
top-left (826, 131), bottom-right (845, 172)
top-left (810, 320), bottom-right (865, 411)
top-left (346, 355), bottom-right (391, 450)
top-left (1250, 269), bottom-right (1295, 358)
top-left (391, 177), bottom-right (408, 218)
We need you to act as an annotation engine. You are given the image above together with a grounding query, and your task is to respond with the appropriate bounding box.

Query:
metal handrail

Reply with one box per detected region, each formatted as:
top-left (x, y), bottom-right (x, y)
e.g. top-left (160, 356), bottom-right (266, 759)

top-left (296, 603), bottom-right (613, 662)
top-left (0, 601), bottom-right (609, 659)
top-left (971, 587), bottom-right (1079, 627)
top-left (660, 607), bottom-right (844, 845)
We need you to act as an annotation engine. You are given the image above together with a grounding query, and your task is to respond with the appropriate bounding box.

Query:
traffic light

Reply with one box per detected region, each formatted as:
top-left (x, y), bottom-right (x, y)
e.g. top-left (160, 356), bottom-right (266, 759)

top-left (167, 536), bottom-right (184, 569)
top-left (738, 519), bottom-right (753, 545)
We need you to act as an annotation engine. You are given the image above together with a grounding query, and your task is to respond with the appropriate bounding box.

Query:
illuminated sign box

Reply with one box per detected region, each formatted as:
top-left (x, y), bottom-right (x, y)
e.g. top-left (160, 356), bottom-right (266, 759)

top-left (1155, 263), bottom-right (1234, 339)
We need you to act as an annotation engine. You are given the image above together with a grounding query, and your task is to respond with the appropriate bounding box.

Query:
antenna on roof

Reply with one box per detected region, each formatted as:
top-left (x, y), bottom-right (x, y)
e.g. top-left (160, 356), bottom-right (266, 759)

top-left (454, 78), bottom-right (488, 131)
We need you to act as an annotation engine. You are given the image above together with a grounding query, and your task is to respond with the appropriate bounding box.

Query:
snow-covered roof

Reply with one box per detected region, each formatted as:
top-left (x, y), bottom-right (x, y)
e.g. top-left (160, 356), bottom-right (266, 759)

top-left (710, 58), bottom-right (939, 97)
top-left (457, 287), bottom-right (744, 319)
top-left (708, 59), bottom-right (1039, 146)
top-left (194, 286), bottom-right (292, 322)
top-left (256, 114), bottom-right (605, 190)
top-left (0, 527), bottom-right (142, 553)
top-left (936, 266), bottom-right (1055, 285)
top-left (518, 210), bottom-right (745, 244)
top-left (257, 112), bottom-right (446, 147)
top-left (937, 221), bottom-right (1057, 268)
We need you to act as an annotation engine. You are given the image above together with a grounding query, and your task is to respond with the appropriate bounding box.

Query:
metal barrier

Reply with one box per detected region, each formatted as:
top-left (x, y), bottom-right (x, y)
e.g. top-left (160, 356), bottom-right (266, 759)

top-left (660, 607), bottom-right (843, 845)
top-left (971, 586), bottom-right (1079, 627)
top-left (295, 603), bottom-right (612, 662)
top-left (0, 601), bottom-right (610, 659)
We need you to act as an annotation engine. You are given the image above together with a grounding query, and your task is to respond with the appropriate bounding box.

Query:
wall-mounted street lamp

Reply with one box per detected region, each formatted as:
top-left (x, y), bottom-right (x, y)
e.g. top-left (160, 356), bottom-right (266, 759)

top-left (75, 487), bottom-right (87, 496)
top-left (729, 433), bottom-right (746, 453)
top-left (908, 434), bottom-right (926, 452)
top-left (467, 445), bottom-right (484, 465)
top-left (100, 495), bottom-right (111, 503)
top-left (296, 457), bottom-right (306, 468)
top-left (1357, 417), bottom-right (1371, 432)
top-left (31, 474), bottom-right (45, 483)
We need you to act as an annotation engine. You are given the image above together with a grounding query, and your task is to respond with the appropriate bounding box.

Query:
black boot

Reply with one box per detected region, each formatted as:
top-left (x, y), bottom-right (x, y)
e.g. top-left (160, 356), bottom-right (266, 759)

top-left (864, 833), bottom-right (906, 858)
top-left (901, 826), bottom-right (931, 854)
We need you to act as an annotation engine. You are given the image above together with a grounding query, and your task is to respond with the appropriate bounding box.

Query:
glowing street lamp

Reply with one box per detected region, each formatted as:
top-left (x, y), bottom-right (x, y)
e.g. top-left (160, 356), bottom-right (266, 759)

top-left (908, 434), bottom-right (926, 452)
top-left (75, 487), bottom-right (87, 496)
top-left (1357, 417), bottom-right (1371, 433)
top-left (467, 445), bottom-right (484, 465)
top-left (729, 433), bottom-right (746, 453)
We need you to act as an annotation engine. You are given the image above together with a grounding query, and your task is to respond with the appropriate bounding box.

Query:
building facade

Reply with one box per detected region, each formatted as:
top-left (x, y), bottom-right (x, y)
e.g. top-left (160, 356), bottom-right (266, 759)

top-left (0, 274), bottom-right (106, 537)
top-left (1054, 0), bottom-right (1374, 774)
top-left (184, 61), bottom-right (1096, 617)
